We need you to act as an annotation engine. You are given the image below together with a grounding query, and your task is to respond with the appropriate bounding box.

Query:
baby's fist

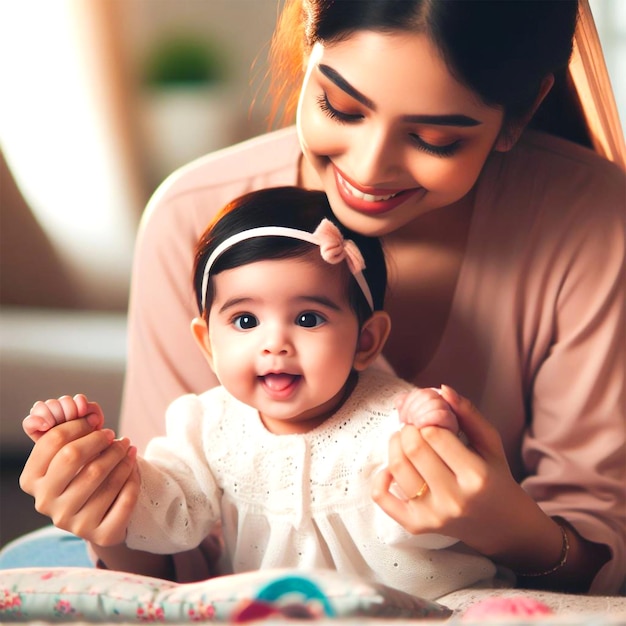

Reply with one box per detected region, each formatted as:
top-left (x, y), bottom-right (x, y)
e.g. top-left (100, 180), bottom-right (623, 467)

top-left (395, 387), bottom-right (459, 433)
top-left (23, 394), bottom-right (104, 442)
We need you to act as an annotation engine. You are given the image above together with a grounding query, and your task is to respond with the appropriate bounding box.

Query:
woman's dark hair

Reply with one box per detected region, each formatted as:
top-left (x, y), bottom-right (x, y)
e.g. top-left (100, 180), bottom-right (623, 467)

top-left (267, 0), bottom-right (590, 146)
top-left (193, 186), bottom-right (387, 325)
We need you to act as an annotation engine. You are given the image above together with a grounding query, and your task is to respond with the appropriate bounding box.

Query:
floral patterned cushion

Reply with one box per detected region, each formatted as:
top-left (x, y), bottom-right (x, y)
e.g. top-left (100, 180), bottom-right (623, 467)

top-left (0, 566), bottom-right (451, 622)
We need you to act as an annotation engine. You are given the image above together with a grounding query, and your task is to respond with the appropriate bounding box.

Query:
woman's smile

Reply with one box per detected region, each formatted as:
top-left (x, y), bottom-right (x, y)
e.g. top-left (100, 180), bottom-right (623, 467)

top-left (333, 164), bottom-right (423, 215)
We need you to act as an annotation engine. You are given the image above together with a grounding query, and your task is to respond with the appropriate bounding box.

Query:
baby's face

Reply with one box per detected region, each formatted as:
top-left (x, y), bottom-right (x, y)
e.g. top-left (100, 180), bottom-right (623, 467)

top-left (206, 252), bottom-right (361, 434)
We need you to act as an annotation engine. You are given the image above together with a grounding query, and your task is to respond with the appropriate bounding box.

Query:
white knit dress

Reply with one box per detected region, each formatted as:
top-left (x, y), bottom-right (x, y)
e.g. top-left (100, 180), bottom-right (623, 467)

top-left (126, 367), bottom-right (496, 599)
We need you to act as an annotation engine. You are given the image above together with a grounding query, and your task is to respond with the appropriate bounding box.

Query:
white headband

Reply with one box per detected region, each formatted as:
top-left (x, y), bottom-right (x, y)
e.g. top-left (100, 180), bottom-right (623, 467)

top-left (201, 218), bottom-right (374, 311)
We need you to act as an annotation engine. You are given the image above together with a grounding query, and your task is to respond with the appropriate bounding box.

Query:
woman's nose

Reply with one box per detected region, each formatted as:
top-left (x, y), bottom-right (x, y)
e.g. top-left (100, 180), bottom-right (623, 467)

top-left (350, 126), bottom-right (401, 183)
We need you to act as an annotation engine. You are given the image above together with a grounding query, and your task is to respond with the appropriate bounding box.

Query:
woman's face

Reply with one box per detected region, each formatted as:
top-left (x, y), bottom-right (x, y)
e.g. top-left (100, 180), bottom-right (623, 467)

top-left (297, 30), bottom-right (507, 236)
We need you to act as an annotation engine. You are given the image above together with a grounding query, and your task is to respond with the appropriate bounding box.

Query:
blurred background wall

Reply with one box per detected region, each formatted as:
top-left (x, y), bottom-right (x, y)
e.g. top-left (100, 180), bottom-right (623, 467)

top-left (0, 0), bottom-right (281, 547)
top-left (1, 0), bottom-right (280, 311)
top-left (1, 0), bottom-right (623, 314)
top-left (0, 0), bottom-right (624, 548)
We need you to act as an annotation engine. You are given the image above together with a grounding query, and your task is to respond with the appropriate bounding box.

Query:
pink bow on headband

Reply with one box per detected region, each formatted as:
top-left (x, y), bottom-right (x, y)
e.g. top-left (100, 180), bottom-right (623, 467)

top-left (312, 219), bottom-right (366, 274)
top-left (201, 218), bottom-right (374, 311)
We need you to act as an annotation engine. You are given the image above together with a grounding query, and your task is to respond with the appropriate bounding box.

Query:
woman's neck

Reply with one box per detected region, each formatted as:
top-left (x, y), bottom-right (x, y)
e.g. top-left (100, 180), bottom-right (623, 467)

top-left (382, 191), bottom-right (475, 381)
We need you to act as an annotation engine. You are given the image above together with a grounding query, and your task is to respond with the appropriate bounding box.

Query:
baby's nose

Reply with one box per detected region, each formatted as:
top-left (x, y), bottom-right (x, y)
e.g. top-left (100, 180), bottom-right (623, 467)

top-left (262, 325), bottom-right (293, 355)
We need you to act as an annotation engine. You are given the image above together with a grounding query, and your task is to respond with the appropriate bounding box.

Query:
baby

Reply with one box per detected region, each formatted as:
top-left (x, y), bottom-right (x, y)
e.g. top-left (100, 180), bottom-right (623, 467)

top-left (23, 188), bottom-right (488, 602)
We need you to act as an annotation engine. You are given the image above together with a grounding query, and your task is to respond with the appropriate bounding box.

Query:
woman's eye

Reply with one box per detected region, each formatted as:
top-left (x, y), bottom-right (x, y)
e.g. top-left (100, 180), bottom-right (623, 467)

top-left (316, 93), bottom-right (362, 124)
top-left (233, 314), bottom-right (258, 330)
top-left (410, 134), bottom-right (460, 157)
top-left (296, 312), bottom-right (326, 328)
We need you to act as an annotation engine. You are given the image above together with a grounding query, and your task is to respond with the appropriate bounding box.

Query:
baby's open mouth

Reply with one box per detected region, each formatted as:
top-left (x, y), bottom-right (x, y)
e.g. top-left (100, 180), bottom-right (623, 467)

top-left (261, 373), bottom-right (301, 392)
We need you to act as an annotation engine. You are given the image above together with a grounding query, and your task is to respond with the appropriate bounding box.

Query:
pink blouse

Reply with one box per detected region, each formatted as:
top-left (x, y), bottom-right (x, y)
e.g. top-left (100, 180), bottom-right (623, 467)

top-left (119, 126), bottom-right (625, 592)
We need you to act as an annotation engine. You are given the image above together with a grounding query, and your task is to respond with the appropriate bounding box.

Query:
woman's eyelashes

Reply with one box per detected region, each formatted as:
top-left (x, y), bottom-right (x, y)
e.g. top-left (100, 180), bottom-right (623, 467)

top-left (410, 134), bottom-right (461, 157)
top-left (317, 92), bottom-right (461, 157)
top-left (316, 93), bottom-right (362, 123)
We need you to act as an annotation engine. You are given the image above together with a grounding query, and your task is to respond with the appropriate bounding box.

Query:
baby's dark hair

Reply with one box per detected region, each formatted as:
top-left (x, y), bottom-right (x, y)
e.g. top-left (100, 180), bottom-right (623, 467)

top-left (193, 186), bottom-right (387, 326)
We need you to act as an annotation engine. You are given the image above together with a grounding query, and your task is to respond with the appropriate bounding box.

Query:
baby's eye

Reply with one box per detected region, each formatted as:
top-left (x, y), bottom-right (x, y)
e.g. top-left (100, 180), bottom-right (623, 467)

top-left (233, 314), bottom-right (259, 330)
top-left (296, 312), bottom-right (326, 328)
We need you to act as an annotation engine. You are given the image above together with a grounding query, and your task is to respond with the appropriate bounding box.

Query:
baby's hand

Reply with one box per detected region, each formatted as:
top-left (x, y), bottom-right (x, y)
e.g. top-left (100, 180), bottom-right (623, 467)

top-left (23, 394), bottom-right (105, 442)
top-left (395, 387), bottom-right (459, 433)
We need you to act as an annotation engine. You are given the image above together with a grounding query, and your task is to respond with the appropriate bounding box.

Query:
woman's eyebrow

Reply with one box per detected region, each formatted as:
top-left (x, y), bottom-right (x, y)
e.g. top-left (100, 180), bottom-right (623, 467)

top-left (402, 114), bottom-right (481, 127)
top-left (318, 64), bottom-right (374, 109)
top-left (318, 63), bottom-right (481, 127)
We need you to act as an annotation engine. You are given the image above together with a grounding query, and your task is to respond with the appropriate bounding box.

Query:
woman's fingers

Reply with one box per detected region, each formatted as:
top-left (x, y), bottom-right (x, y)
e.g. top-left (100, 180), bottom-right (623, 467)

top-left (52, 443), bottom-right (139, 545)
top-left (418, 426), bottom-right (492, 499)
top-left (19, 409), bottom-right (138, 546)
top-left (386, 425), bottom-right (455, 501)
top-left (372, 467), bottom-right (409, 518)
top-left (55, 438), bottom-right (134, 514)
top-left (41, 431), bottom-right (122, 505)
top-left (371, 465), bottom-right (438, 534)
top-left (23, 435), bottom-right (138, 546)
top-left (402, 385), bottom-right (505, 498)
top-left (20, 420), bottom-right (115, 496)
top-left (440, 385), bottom-right (506, 460)
top-left (386, 429), bottom-right (424, 500)
top-left (376, 385), bottom-right (520, 545)
top-left (86, 464), bottom-right (141, 546)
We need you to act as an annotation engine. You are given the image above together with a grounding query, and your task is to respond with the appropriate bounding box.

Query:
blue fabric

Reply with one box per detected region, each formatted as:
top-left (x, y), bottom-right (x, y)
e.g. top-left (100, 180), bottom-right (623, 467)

top-left (0, 526), bottom-right (92, 569)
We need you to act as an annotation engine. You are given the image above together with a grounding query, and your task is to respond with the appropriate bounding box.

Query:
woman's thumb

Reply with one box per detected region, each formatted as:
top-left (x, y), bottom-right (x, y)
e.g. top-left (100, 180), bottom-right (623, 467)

top-left (440, 384), bottom-right (499, 455)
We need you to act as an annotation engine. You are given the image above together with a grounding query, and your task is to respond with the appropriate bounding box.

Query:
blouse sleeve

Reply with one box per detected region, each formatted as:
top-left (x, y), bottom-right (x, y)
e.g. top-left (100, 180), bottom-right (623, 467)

top-left (126, 394), bottom-right (221, 554)
top-left (519, 163), bottom-right (625, 593)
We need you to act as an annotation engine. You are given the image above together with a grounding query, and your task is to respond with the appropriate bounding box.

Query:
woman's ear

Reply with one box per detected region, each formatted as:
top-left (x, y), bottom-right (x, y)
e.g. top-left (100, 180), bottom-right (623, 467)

top-left (353, 311), bottom-right (392, 371)
top-left (494, 74), bottom-right (555, 152)
top-left (190, 317), bottom-right (214, 369)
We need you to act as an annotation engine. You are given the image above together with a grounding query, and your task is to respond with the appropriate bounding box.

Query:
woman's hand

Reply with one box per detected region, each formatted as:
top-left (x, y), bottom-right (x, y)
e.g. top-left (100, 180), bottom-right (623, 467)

top-left (373, 385), bottom-right (548, 558)
top-left (374, 385), bottom-right (611, 591)
top-left (20, 416), bottom-right (139, 547)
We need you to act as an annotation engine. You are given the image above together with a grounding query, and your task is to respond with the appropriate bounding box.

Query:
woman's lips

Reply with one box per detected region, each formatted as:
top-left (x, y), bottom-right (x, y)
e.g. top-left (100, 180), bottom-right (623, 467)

top-left (333, 166), bottom-right (422, 214)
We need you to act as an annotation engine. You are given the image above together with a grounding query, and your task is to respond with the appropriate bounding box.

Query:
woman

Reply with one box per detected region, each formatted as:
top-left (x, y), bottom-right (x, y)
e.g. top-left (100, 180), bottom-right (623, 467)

top-left (15, 0), bottom-right (625, 598)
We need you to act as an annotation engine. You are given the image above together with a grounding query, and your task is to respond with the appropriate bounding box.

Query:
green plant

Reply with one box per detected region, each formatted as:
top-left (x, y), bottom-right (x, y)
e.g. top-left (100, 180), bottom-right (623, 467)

top-left (143, 34), bottom-right (229, 87)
